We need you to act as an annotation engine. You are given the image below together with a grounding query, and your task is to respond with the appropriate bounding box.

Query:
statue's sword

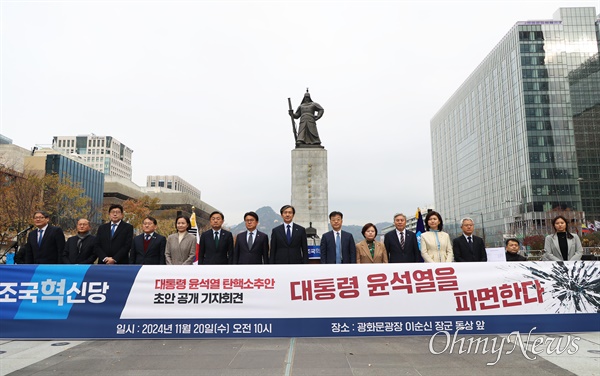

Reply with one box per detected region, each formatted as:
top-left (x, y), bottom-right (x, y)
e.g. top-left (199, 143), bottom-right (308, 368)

top-left (287, 97), bottom-right (298, 143)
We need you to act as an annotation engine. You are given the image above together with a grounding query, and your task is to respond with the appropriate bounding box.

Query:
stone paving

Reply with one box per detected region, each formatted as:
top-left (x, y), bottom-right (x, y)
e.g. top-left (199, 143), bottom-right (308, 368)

top-left (1, 333), bottom-right (599, 376)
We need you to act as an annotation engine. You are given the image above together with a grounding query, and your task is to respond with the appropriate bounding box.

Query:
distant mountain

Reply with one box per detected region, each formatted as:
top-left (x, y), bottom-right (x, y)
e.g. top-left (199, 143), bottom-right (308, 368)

top-left (343, 222), bottom-right (393, 242)
top-left (228, 206), bottom-right (282, 235)
top-left (228, 206), bottom-right (391, 241)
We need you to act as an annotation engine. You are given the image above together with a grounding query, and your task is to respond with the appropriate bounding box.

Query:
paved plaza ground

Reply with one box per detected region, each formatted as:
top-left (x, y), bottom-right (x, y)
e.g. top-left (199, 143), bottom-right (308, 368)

top-left (1, 332), bottom-right (599, 376)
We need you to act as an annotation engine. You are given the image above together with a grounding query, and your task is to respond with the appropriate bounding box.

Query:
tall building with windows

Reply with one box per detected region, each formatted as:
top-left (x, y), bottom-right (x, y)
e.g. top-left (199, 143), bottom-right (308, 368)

top-left (52, 134), bottom-right (133, 180)
top-left (431, 7), bottom-right (599, 246)
top-left (25, 148), bottom-right (104, 225)
top-left (146, 175), bottom-right (201, 200)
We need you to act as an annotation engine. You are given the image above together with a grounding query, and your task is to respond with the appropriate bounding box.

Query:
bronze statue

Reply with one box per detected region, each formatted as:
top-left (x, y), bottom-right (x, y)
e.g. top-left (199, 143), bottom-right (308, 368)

top-left (288, 89), bottom-right (324, 148)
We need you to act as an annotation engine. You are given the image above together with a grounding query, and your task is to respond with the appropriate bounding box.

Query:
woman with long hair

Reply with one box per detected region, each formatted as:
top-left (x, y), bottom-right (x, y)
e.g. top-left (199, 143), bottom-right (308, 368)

top-left (543, 215), bottom-right (583, 261)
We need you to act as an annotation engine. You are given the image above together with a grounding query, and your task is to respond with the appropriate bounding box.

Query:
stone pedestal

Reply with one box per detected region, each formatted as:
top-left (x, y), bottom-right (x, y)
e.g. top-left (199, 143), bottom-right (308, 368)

top-left (291, 148), bottom-right (329, 239)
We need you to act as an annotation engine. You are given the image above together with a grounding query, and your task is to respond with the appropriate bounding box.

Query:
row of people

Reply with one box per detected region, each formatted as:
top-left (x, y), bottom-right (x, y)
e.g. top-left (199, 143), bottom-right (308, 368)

top-left (17, 204), bottom-right (583, 265)
top-left (414, 211), bottom-right (583, 263)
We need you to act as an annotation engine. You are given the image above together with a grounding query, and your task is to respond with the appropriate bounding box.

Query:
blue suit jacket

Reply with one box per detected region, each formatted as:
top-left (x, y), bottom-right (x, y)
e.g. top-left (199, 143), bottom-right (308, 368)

top-left (320, 230), bottom-right (356, 264)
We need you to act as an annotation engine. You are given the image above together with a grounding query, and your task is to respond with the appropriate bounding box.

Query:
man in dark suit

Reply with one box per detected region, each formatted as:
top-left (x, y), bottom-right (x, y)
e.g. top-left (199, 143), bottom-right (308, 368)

top-left (199, 211), bottom-right (233, 264)
top-left (130, 216), bottom-right (166, 265)
top-left (95, 204), bottom-right (134, 265)
top-left (384, 213), bottom-right (420, 263)
top-left (270, 205), bottom-right (308, 264)
top-left (320, 211), bottom-right (356, 264)
top-left (23, 211), bottom-right (66, 264)
top-left (62, 218), bottom-right (98, 264)
top-left (453, 217), bottom-right (487, 262)
top-left (232, 211), bottom-right (269, 264)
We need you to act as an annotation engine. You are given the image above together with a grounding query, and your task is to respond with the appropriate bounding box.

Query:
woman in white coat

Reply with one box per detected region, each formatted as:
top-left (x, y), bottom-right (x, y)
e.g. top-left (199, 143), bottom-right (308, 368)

top-left (165, 215), bottom-right (197, 265)
top-left (420, 211), bottom-right (453, 263)
top-left (543, 215), bottom-right (583, 261)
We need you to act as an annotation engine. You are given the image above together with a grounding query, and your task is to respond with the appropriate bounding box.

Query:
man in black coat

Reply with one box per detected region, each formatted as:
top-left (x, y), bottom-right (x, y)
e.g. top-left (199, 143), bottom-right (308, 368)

top-left (95, 204), bottom-right (134, 265)
top-left (199, 211), bottom-right (233, 264)
top-left (270, 205), bottom-right (308, 264)
top-left (63, 218), bottom-right (98, 264)
top-left (232, 211), bottom-right (269, 264)
top-left (384, 213), bottom-right (420, 263)
top-left (453, 217), bottom-right (487, 262)
top-left (23, 211), bottom-right (66, 264)
top-left (130, 216), bottom-right (166, 265)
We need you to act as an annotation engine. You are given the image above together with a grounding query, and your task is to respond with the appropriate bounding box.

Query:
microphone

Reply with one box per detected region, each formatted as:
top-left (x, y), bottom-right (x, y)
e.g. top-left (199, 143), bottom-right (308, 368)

top-left (17, 225), bottom-right (34, 236)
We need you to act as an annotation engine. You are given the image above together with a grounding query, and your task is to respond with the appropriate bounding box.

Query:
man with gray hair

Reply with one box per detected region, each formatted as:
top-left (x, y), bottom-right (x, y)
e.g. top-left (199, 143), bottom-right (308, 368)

top-left (384, 213), bottom-right (420, 263)
top-left (452, 217), bottom-right (487, 262)
top-left (63, 218), bottom-right (98, 264)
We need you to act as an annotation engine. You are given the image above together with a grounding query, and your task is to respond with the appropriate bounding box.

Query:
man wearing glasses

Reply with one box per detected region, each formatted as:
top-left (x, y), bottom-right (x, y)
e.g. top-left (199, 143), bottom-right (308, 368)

top-left (95, 204), bottom-right (134, 264)
top-left (22, 211), bottom-right (66, 264)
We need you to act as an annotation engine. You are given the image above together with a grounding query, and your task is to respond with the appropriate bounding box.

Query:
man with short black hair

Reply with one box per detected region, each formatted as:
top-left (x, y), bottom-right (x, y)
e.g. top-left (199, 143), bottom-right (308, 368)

top-left (270, 205), bottom-right (308, 264)
top-left (199, 211), bottom-right (233, 264)
top-left (320, 211), bottom-right (356, 264)
top-left (130, 216), bottom-right (166, 265)
top-left (232, 211), bottom-right (269, 264)
top-left (95, 204), bottom-right (134, 264)
top-left (505, 238), bottom-right (527, 262)
top-left (23, 211), bottom-right (65, 264)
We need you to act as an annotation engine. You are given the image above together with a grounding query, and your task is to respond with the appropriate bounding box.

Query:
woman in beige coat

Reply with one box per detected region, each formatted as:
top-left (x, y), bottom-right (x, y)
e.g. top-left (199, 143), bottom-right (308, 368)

top-left (165, 215), bottom-right (197, 265)
top-left (420, 211), bottom-right (453, 263)
top-left (356, 223), bottom-right (388, 263)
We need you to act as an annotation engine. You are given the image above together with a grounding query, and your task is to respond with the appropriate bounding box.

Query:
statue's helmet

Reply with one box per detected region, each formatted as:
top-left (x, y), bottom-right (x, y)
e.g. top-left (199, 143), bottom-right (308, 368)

top-left (301, 88), bottom-right (312, 104)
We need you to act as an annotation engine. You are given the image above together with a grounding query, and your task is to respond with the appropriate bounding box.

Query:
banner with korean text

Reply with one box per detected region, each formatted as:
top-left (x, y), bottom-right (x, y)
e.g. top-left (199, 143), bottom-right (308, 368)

top-left (1, 262), bottom-right (598, 339)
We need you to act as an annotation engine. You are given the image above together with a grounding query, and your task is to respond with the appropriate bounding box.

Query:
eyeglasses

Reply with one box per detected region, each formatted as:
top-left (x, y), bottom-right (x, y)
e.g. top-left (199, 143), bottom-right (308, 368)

top-left (33, 216), bottom-right (47, 220)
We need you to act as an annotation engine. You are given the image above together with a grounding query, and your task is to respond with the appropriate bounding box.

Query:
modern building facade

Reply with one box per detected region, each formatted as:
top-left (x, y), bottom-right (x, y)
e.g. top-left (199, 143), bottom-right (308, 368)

top-left (146, 175), bottom-right (201, 200)
top-left (52, 134), bottom-right (133, 180)
top-left (569, 51), bottom-right (600, 227)
top-left (25, 148), bottom-right (104, 224)
top-left (431, 7), bottom-right (599, 246)
top-left (104, 176), bottom-right (217, 228)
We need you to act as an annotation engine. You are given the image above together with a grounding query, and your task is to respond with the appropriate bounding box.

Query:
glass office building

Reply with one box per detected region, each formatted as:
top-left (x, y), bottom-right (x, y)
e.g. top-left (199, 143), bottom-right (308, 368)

top-left (45, 154), bottom-right (105, 224)
top-left (431, 8), bottom-right (599, 246)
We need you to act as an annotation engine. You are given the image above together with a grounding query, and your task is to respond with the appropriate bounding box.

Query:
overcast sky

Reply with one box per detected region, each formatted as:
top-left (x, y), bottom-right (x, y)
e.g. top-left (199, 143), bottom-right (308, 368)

top-left (1, 0), bottom-right (598, 227)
